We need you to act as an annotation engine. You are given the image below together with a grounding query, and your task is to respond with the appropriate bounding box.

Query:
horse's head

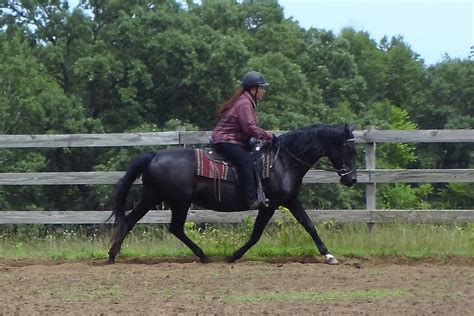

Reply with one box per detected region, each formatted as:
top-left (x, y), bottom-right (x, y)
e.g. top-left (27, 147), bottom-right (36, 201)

top-left (328, 124), bottom-right (357, 187)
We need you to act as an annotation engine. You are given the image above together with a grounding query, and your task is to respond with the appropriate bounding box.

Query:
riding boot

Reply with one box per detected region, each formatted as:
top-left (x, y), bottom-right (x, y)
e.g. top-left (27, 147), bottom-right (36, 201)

top-left (212, 142), bottom-right (261, 209)
top-left (237, 164), bottom-right (262, 209)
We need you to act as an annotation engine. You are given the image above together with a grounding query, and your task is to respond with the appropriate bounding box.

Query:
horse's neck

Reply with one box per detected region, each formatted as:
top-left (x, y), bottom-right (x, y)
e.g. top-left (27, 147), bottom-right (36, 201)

top-left (278, 149), bottom-right (322, 178)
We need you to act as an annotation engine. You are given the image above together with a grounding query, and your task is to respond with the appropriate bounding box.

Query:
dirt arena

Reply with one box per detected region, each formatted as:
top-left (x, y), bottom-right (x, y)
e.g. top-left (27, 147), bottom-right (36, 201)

top-left (0, 256), bottom-right (472, 315)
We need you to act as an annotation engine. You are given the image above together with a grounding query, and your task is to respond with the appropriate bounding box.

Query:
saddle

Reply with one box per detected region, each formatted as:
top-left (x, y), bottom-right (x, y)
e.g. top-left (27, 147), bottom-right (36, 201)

top-left (195, 142), bottom-right (272, 204)
top-left (195, 147), bottom-right (271, 182)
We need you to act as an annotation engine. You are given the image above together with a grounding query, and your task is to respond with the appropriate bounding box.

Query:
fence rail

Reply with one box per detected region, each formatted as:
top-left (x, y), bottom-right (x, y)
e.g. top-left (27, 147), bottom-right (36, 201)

top-left (1, 129), bottom-right (474, 148)
top-left (1, 129), bottom-right (473, 224)
top-left (1, 169), bottom-right (473, 185)
top-left (1, 210), bottom-right (473, 224)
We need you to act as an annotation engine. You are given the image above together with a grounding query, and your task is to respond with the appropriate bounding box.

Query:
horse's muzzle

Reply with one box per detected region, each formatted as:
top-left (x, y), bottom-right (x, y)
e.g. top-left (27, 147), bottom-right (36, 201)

top-left (340, 172), bottom-right (357, 187)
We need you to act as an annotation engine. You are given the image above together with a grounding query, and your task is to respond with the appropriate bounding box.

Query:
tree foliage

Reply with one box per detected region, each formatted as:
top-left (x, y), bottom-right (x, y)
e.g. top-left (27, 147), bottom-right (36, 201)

top-left (0, 0), bottom-right (472, 211)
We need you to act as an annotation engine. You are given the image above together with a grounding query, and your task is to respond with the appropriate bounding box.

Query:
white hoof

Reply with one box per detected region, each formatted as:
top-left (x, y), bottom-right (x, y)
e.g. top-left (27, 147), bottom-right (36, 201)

top-left (325, 254), bottom-right (338, 265)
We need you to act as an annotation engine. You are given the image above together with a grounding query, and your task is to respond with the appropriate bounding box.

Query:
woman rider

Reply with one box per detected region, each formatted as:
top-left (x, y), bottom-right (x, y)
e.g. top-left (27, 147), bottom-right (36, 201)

top-left (211, 71), bottom-right (276, 209)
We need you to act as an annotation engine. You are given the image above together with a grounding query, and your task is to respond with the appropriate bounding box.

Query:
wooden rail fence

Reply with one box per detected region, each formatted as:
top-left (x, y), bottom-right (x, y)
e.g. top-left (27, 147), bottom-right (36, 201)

top-left (1, 129), bottom-right (473, 224)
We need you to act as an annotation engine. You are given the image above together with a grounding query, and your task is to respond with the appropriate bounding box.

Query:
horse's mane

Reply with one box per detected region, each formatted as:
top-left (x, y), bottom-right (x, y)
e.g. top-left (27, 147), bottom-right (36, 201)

top-left (277, 124), bottom-right (347, 157)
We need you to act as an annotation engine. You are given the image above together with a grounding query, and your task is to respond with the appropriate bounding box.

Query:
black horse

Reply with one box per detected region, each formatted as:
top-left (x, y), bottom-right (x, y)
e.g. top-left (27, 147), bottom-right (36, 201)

top-left (108, 124), bottom-right (357, 264)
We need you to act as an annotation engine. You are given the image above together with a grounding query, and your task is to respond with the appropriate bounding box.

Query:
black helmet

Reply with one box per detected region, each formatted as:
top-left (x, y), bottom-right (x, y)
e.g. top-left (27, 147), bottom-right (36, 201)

top-left (242, 71), bottom-right (269, 90)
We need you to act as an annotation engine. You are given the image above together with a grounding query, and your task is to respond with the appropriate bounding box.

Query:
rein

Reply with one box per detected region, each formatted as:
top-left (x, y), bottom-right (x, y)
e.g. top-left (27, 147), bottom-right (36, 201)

top-left (277, 144), bottom-right (314, 167)
top-left (276, 138), bottom-right (356, 175)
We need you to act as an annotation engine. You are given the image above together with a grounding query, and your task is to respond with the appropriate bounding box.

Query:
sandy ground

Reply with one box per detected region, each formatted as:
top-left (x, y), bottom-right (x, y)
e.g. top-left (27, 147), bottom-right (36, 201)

top-left (0, 256), bottom-right (473, 315)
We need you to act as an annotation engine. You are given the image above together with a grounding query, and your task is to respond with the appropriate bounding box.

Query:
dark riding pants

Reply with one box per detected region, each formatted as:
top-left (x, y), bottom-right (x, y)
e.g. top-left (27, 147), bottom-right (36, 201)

top-left (212, 142), bottom-right (257, 202)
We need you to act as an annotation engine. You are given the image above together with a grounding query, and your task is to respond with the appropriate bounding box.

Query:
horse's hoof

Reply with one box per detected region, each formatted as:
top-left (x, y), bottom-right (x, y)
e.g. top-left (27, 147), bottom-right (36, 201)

top-left (200, 256), bottom-right (210, 264)
top-left (107, 258), bottom-right (115, 264)
top-left (325, 254), bottom-right (338, 265)
top-left (226, 256), bottom-right (236, 263)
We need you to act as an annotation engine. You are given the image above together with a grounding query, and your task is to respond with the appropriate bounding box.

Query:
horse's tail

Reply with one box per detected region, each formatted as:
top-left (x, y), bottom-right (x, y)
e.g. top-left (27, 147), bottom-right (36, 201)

top-left (111, 152), bottom-right (156, 226)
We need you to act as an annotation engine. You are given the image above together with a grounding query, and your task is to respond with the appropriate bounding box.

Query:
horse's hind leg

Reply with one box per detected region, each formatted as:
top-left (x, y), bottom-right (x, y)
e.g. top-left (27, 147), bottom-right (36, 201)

top-left (168, 204), bottom-right (208, 263)
top-left (108, 191), bottom-right (157, 263)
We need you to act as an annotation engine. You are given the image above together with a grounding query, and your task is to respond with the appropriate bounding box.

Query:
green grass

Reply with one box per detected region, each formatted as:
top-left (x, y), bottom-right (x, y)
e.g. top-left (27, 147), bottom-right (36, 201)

top-left (252, 219), bottom-right (474, 259)
top-left (0, 214), bottom-right (473, 260)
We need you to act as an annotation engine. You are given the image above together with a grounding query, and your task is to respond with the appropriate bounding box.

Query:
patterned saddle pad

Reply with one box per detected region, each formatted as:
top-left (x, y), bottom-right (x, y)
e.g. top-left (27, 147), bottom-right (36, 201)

top-left (195, 148), bottom-right (271, 182)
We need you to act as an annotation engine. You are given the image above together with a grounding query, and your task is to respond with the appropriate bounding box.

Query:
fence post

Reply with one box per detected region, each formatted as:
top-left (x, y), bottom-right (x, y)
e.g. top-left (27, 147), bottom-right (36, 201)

top-left (178, 127), bottom-right (186, 148)
top-left (365, 126), bottom-right (376, 234)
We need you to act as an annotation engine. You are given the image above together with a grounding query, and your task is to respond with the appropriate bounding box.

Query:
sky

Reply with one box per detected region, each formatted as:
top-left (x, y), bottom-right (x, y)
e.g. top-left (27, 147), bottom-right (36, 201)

top-left (278, 0), bottom-right (473, 65)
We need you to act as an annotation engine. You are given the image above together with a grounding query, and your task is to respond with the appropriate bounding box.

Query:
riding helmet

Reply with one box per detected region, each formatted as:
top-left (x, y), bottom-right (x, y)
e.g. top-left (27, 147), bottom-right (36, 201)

top-left (242, 71), bottom-right (269, 90)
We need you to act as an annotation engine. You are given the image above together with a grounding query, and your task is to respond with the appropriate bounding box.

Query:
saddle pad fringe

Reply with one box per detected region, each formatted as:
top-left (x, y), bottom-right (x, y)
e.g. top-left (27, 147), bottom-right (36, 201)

top-left (263, 150), bottom-right (271, 178)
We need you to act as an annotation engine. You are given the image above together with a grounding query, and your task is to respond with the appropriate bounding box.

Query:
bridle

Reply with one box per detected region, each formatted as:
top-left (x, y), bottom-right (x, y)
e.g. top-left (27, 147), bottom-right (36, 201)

top-left (336, 138), bottom-right (355, 176)
top-left (275, 138), bottom-right (356, 177)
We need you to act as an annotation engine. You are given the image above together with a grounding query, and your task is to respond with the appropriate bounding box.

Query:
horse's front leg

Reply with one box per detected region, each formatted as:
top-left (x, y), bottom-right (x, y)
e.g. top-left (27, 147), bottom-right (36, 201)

top-left (284, 198), bottom-right (338, 265)
top-left (228, 207), bottom-right (276, 263)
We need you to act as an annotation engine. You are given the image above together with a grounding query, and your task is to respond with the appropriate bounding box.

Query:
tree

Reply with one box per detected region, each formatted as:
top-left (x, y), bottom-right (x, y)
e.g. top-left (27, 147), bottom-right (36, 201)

top-left (381, 36), bottom-right (427, 119)
top-left (248, 53), bottom-right (326, 129)
top-left (415, 59), bottom-right (474, 209)
top-left (0, 28), bottom-right (100, 211)
top-left (302, 28), bottom-right (366, 115)
top-left (339, 28), bottom-right (388, 103)
top-left (0, 0), bottom-right (471, 212)
top-left (424, 59), bottom-right (474, 129)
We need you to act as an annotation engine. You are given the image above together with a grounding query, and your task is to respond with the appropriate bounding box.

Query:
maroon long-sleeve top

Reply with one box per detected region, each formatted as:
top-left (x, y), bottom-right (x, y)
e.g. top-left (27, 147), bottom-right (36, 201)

top-left (211, 91), bottom-right (273, 146)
